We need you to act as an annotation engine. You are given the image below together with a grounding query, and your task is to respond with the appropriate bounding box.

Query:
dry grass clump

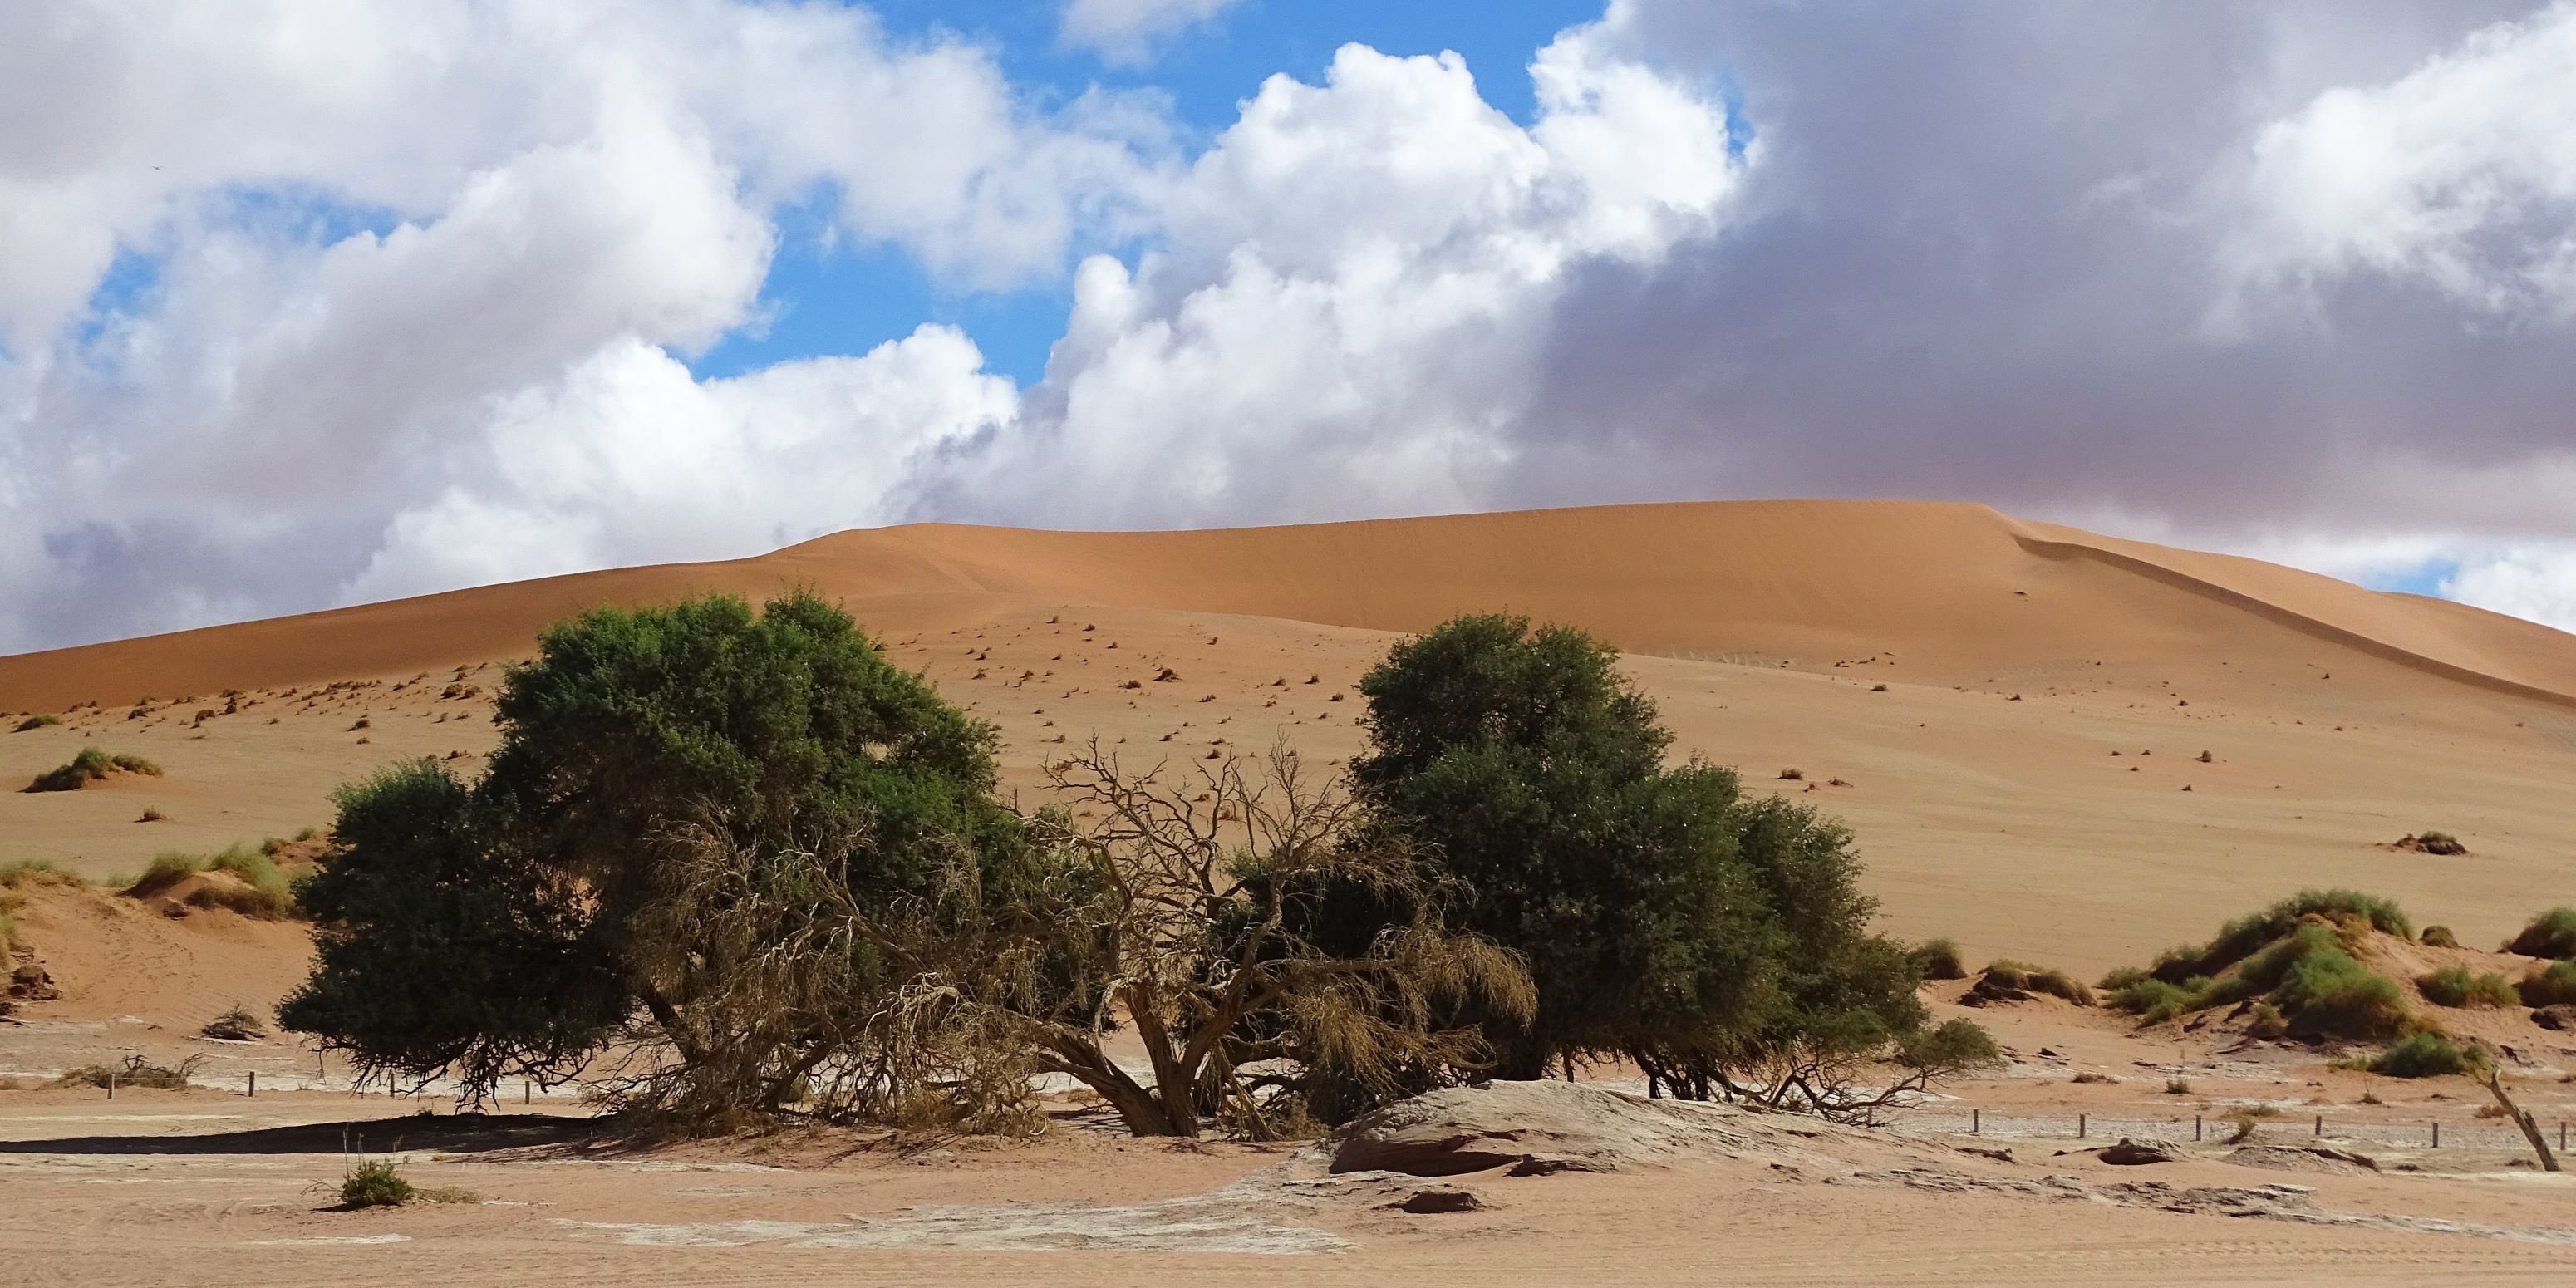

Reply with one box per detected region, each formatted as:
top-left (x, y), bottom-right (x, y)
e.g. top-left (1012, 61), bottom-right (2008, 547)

top-left (201, 1003), bottom-right (268, 1041)
top-left (2393, 831), bottom-right (2468, 856)
top-left (56, 1054), bottom-right (201, 1090)
top-left (2416, 964), bottom-right (2518, 1009)
top-left (1976, 959), bottom-right (2095, 1005)
top-left (2516, 960), bottom-right (2576, 1008)
top-left (1, 860), bottom-right (87, 956)
top-left (2420, 925), bottom-right (2460, 949)
top-left (2505, 908), bottom-right (2576, 959)
top-left (12, 714), bottom-right (60, 732)
top-left (25, 747), bottom-right (161, 793)
top-left (128, 844), bottom-right (298, 919)
top-left (1910, 937), bottom-right (1967, 981)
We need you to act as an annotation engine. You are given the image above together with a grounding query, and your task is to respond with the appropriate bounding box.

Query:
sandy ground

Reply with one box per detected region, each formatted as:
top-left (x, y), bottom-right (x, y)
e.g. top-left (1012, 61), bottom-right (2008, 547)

top-left (8, 499), bottom-right (2576, 1282)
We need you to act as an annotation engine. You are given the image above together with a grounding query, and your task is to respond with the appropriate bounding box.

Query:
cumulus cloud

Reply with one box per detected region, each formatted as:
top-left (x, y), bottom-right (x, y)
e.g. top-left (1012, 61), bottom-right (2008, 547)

top-left (0, 0), bottom-right (1156, 651)
top-left (1058, 0), bottom-right (1241, 66)
top-left (914, 14), bottom-right (1742, 525)
top-left (2227, 2), bottom-right (2576, 318)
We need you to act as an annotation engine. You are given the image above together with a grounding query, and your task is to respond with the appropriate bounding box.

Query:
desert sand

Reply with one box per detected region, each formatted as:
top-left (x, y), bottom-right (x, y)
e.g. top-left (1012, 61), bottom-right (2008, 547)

top-left (7, 499), bottom-right (2576, 1284)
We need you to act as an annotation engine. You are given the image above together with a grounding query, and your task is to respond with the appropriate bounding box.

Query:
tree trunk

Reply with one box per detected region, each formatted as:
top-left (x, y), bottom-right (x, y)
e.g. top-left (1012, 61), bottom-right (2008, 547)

top-left (2482, 1068), bottom-right (2560, 1172)
top-left (1121, 985), bottom-right (1201, 1138)
top-left (1045, 1034), bottom-right (1178, 1136)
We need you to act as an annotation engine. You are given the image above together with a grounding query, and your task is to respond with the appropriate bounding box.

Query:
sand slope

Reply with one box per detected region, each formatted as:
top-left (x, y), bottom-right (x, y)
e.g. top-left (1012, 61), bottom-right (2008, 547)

top-left (5, 501), bottom-right (2573, 712)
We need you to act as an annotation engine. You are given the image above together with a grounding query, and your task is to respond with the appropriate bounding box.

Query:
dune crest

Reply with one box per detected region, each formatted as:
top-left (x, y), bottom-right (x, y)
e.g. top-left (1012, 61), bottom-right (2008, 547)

top-left (2, 500), bottom-right (2571, 711)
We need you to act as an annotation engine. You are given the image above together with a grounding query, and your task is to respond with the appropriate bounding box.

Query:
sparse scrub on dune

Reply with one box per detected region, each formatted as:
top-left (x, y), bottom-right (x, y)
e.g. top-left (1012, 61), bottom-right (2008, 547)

top-left (1910, 937), bottom-right (1967, 981)
top-left (1978, 959), bottom-right (2094, 1005)
top-left (2505, 908), bottom-right (2576, 960)
top-left (0, 858), bottom-right (86, 890)
top-left (12, 714), bottom-right (60, 732)
top-left (2420, 925), bottom-right (2460, 949)
top-left (2416, 965), bottom-right (2518, 1010)
top-left (129, 843), bottom-right (297, 919)
top-left (2370, 1033), bottom-right (2486, 1079)
top-left (202, 1003), bottom-right (268, 1041)
top-left (2395, 830), bottom-right (2468, 856)
top-left (2517, 961), bottom-right (2576, 1008)
top-left (2107, 898), bottom-right (2422, 1039)
top-left (24, 747), bottom-right (161, 793)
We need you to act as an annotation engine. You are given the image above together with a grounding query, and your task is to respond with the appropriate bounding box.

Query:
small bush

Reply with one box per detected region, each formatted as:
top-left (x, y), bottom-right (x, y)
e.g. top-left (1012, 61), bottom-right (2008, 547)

top-left (1984, 959), bottom-right (2094, 1005)
top-left (25, 747), bottom-right (161, 793)
top-left (2159, 889), bottom-right (2411, 982)
top-left (2420, 925), bottom-right (2459, 949)
top-left (2164, 1077), bottom-right (2191, 1094)
top-left (340, 1158), bottom-right (415, 1208)
top-left (2370, 1033), bottom-right (2485, 1079)
top-left (129, 844), bottom-right (297, 918)
top-left (2106, 974), bottom-right (2197, 1023)
top-left (2273, 946), bottom-right (2407, 1039)
top-left (2517, 960), bottom-right (2576, 1008)
top-left (1910, 937), bottom-right (1967, 981)
top-left (202, 1004), bottom-right (267, 1041)
top-left (2505, 908), bottom-right (2576, 959)
top-left (2409, 831), bottom-right (2468, 856)
top-left (12, 714), bottom-right (60, 732)
top-left (2416, 965), bottom-right (2518, 1009)
top-left (1777, 768), bottom-right (1803, 781)
top-left (56, 1054), bottom-right (200, 1090)
top-left (2247, 1000), bottom-right (2288, 1039)
top-left (0, 858), bottom-right (85, 890)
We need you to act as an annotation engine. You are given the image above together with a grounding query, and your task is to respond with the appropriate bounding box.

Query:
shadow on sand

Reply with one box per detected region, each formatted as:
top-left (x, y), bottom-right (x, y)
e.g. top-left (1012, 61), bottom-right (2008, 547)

top-left (0, 1112), bottom-right (602, 1156)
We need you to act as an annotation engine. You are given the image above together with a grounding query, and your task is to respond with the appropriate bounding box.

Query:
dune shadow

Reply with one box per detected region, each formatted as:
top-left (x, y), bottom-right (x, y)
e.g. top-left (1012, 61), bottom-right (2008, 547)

top-left (0, 1112), bottom-right (601, 1156)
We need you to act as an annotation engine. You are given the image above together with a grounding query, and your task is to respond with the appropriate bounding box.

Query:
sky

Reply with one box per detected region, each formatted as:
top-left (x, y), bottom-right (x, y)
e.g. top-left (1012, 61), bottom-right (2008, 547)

top-left (3, 0), bottom-right (2575, 652)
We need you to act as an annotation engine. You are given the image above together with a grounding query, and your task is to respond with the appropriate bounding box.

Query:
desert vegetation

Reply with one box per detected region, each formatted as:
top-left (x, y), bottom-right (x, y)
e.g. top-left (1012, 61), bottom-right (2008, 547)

top-left (2505, 908), bottom-right (2576, 959)
top-left (24, 747), bottom-right (160, 793)
top-left (128, 843), bottom-right (298, 918)
top-left (281, 596), bottom-right (1986, 1138)
top-left (12, 713), bottom-right (60, 731)
top-left (2102, 891), bottom-right (2418, 1038)
top-left (2416, 964), bottom-right (2517, 1009)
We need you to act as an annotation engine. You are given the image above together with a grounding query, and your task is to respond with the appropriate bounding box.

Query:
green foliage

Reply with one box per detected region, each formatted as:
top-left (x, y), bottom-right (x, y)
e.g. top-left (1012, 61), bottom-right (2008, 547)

top-left (2505, 908), bottom-right (2576, 959)
top-left (126, 844), bottom-right (296, 917)
top-left (1910, 937), bottom-right (1967, 981)
top-left (280, 760), bottom-right (621, 1100)
top-left (2419, 925), bottom-right (2459, 949)
top-left (2154, 889), bottom-right (2411, 983)
top-left (284, 592), bottom-right (1034, 1110)
top-left (339, 1158), bottom-right (415, 1208)
top-left (1351, 613), bottom-right (1777, 1078)
top-left (2272, 946), bottom-right (2407, 1039)
top-left (1982, 959), bottom-right (2093, 1005)
top-left (12, 713), bottom-right (59, 731)
top-left (2370, 1033), bottom-right (2486, 1079)
top-left (2247, 1000), bottom-right (2288, 1039)
top-left (1897, 1018), bottom-right (2002, 1072)
top-left (0, 858), bottom-right (83, 889)
top-left (2517, 960), bottom-right (2576, 1007)
top-left (24, 747), bottom-right (160, 793)
top-left (2416, 964), bottom-right (2517, 1009)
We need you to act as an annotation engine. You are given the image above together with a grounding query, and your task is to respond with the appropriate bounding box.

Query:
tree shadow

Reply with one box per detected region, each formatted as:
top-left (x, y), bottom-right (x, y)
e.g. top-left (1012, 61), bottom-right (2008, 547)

top-left (0, 1111), bottom-right (600, 1155)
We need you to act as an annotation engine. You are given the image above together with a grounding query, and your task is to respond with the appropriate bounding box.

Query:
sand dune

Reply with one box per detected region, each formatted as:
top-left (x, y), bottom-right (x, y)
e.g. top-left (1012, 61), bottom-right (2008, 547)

top-left (5, 500), bottom-right (2572, 713)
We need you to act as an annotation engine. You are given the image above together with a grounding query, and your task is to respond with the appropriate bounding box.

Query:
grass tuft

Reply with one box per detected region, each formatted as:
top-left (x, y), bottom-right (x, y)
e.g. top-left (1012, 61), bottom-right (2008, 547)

top-left (1910, 937), bottom-right (1967, 981)
top-left (2419, 925), bottom-right (2459, 949)
top-left (2416, 964), bottom-right (2518, 1009)
top-left (1983, 959), bottom-right (2095, 1005)
top-left (24, 747), bottom-right (161, 793)
top-left (12, 714), bottom-right (61, 732)
top-left (2505, 908), bottom-right (2576, 959)
top-left (2369, 1033), bottom-right (2486, 1079)
top-left (2516, 960), bottom-right (2576, 1008)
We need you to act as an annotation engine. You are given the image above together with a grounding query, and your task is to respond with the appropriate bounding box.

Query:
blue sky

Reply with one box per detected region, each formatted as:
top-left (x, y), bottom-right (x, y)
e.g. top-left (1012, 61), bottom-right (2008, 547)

top-left (689, 0), bottom-right (1606, 386)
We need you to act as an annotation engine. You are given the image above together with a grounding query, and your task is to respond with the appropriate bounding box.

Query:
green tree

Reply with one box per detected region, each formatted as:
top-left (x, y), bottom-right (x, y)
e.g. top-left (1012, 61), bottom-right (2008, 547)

top-left (1351, 615), bottom-right (1777, 1079)
top-left (285, 592), bottom-right (1036, 1112)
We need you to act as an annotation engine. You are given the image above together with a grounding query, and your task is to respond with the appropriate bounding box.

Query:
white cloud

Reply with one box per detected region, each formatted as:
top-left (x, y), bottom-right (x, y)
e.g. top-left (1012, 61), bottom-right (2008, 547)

top-left (2227, 1), bottom-right (2576, 317)
top-left (2446, 543), bottom-right (2576, 630)
top-left (1059, 0), bottom-right (1241, 66)
top-left (920, 13), bottom-right (1743, 526)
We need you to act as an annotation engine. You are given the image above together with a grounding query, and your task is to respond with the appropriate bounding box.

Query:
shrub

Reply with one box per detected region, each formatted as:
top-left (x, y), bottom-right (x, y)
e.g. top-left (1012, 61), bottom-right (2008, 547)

top-left (2410, 831), bottom-right (2467, 856)
top-left (2416, 965), bottom-right (2517, 1009)
top-left (2158, 889), bottom-right (2411, 982)
top-left (2247, 1000), bottom-right (2288, 1039)
top-left (0, 858), bottom-right (84, 890)
top-left (1983, 959), bottom-right (2094, 1005)
top-left (202, 1004), bottom-right (267, 1041)
top-left (1910, 937), bottom-right (1967, 981)
top-left (2370, 1033), bottom-right (2486, 1079)
top-left (2505, 908), bottom-right (2576, 959)
top-left (339, 1158), bottom-right (414, 1208)
top-left (25, 748), bottom-right (160, 793)
top-left (55, 1055), bottom-right (199, 1089)
top-left (2272, 945), bottom-right (2407, 1039)
top-left (2165, 1077), bottom-right (2191, 1094)
top-left (12, 714), bottom-right (59, 731)
top-left (129, 844), bottom-right (296, 918)
top-left (2420, 925), bottom-right (2459, 949)
top-left (2517, 960), bottom-right (2576, 1008)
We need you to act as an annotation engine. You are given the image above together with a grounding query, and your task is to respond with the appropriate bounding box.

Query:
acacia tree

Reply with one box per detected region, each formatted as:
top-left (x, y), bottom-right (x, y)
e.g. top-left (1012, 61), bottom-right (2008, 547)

top-left (1350, 613), bottom-right (1994, 1116)
top-left (285, 591), bottom-right (1039, 1114)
